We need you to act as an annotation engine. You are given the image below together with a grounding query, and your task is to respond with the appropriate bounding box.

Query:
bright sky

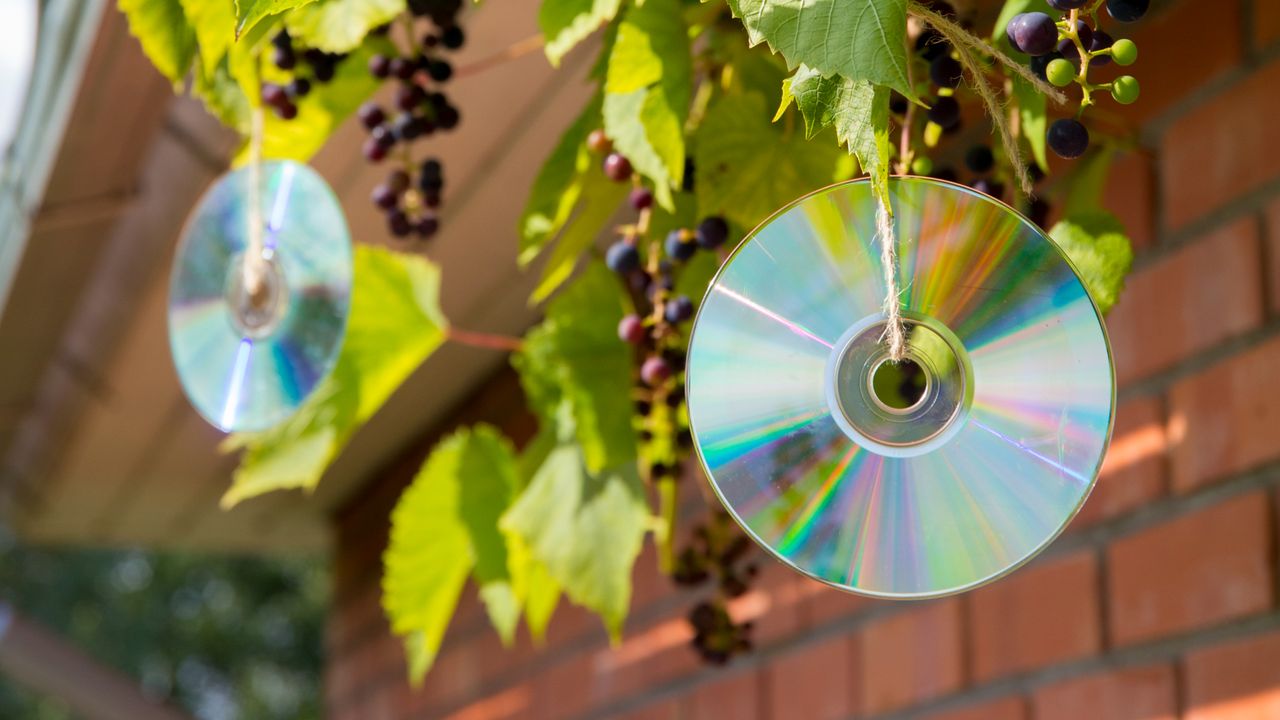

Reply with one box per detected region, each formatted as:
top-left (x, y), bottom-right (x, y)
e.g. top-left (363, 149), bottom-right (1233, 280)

top-left (0, 0), bottom-right (37, 150)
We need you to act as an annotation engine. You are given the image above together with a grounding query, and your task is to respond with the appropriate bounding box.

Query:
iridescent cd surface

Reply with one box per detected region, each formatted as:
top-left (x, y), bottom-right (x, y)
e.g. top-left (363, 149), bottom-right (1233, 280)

top-left (686, 177), bottom-right (1114, 599)
top-left (169, 160), bottom-right (352, 432)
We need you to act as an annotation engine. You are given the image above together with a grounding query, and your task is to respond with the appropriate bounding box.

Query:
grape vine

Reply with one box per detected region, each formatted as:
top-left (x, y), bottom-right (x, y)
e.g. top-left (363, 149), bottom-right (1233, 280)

top-left (117, 0), bottom-right (1147, 682)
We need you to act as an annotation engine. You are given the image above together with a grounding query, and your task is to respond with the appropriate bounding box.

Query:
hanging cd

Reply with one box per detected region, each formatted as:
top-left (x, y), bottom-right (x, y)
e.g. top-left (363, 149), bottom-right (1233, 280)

top-left (169, 160), bottom-right (353, 433)
top-left (686, 177), bottom-right (1114, 599)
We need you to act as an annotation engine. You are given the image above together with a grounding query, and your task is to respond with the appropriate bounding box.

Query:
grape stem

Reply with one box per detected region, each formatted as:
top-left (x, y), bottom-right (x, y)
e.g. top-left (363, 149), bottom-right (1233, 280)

top-left (454, 33), bottom-right (545, 80)
top-left (244, 107), bottom-right (268, 298)
top-left (444, 327), bottom-right (525, 352)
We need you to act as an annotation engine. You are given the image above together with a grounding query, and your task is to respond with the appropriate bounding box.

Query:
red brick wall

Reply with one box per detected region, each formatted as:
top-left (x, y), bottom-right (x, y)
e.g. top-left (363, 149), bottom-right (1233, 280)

top-left (326, 1), bottom-right (1280, 717)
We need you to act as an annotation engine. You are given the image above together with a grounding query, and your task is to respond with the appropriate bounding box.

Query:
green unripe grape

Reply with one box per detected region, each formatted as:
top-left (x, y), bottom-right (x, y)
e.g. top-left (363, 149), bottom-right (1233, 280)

top-left (1046, 58), bottom-right (1076, 87)
top-left (1110, 38), bottom-right (1138, 66)
top-left (911, 156), bottom-right (934, 175)
top-left (1111, 75), bottom-right (1140, 104)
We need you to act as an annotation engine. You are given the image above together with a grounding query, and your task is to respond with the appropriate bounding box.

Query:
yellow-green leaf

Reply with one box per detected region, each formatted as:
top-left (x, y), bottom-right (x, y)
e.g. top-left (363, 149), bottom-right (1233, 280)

top-left (234, 0), bottom-right (318, 37)
top-left (1049, 210), bottom-right (1133, 314)
top-left (383, 426), bottom-right (519, 682)
top-left (539, 0), bottom-right (623, 67)
top-left (285, 0), bottom-right (405, 53)
top-left (118, 0), bottom-right (198, 86)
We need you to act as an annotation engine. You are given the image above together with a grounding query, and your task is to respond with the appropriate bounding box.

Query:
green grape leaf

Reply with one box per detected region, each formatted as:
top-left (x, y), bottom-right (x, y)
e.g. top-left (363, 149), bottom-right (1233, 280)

top-left (221, 246), bottom-right (449, 507)
top-left (723, 0), bottom-right (915, 100)
top-left (235, 37), bottom-right (393, 163)
top-left (784, 64), bottom-right (891, 194)
top-left (193, 58), bottom-right (252, 132)
top-left (285, 0), bottom-right (404, 53)
top-left (383, 426), bottom-right (519, 683)
top-left (1049, 210), bottom-right (1134, 314)
top-left (1063, 146), bottom-right (1114, 215)
top-left (696, 91), bottom-right (846, 231)
top-left (501, 440), bottom-right (648, 640)
top-left (539, 0), bottom-right (624, 67)
top-left (1013, 76), bottom-right (1047, 172)
top-left (234, 0), bottom-right (318, 37)
top-left (118, 0), bottom-right (198, 87)
top-left (602, 0), bottom-right (691, 210)
top-left (179, 0), bottom-right (237, 76)
top-left (514, 263), bottom-right (636, 472)
top-left (528, 170), bottom-right (628, 303)
top-left (518, 96), bottom-right (602, 267)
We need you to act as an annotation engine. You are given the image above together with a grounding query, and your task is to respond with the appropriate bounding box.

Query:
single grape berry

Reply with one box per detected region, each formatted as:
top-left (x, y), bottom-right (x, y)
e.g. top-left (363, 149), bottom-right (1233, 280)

top-left (929, 56), bottom-right (962, 89)
top-left (587, 129), bottom-right (612, 155)
top-left (1107, 0), bottom-right (1148, 22)
top-left (927, 95), bottom-right (961, 129)
top-left (276, 101), bottom-right (298, 120)
top-left (371, 184), bottom-right (398, 210)
top-left (1046, 58), bottom-right (1076, 87)
top-left (1047, 118), bottom-right (1089, 159)
top-left (1088, 31), bottom-right (1115, 66)
top-left (1070, 19), bottom-right (1094, 49)
top-left (261, 83), bottom-right (288, 107)
top-left (416, 213), bottom-right (439, 239)
top-left (964, 145), bottom-right (994, 174)
top-left (664, 295), bottom-right (695, 324)
top-left (421, 158), bottom-right (443, 182)
top-left (618, 314), bottom-right (647, 344)
top-left (369, 54), bottom-right (391, 78)
top-left (363, 137), bottom-right (388, 162)
top-left (1047, 0), bottom-right (1087, 8)
top-left (387, 210), bottom-right (412, 237)
top-left (1110, 75), bottom-right (1140, 104)
top-left (390, 57), bottom-right (415, 80)
top-left (695, 216), bottom-right (729, 250)
top-left (1110, 38), bottom-right (1138, 66)
top-left (629, 187), bottom-right (654, 212)
top-left (603, 153), bottom-right (633, 182)
top-left (396, 84), bottom-right (425, 112)
top-left (436, 105), bottom-right (460, 130)
top-left (428, 60), bottom-right (453, 82)
top-left (358, 102), bottom-right (385, 130)
top-left (640, 356), bottom-right (673, 386)
top-left (370, 124), bottom-right (395, 149)
top-left (393, 114), bottom-right (422, 141)
top-left (910, 156), bottom-right (934, 175)
top-left (665, 230), bottom-right (696, 261)
top-left (1008, 12), bottom-right (1058, 56)
top-left (271, 30), bottom-right (292, 49)
top-left (273, 46), bottom-right (296, 70)
top-left (1030, 51), bottom-right (1064, 81)
top-left (311, 58), bottom-right (336, 83)
top-left (441, 25), bottom-right (465, 49)
top-left (287, 78), bottom-right (311, 100)
top-left (605, 241), bottom-right (641, 274)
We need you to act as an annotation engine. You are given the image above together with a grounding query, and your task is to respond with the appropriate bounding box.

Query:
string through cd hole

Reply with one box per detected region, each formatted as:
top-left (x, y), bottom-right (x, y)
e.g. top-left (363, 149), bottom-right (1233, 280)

top-left (869, 357), bottom-right (929, 413)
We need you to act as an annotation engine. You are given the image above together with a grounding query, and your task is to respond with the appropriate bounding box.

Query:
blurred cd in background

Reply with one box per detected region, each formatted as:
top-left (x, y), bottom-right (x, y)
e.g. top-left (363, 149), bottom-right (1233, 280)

top-left (686, 177), bottom-right (1113, 599)
top-left (169, 160), bottom-right (352, 433)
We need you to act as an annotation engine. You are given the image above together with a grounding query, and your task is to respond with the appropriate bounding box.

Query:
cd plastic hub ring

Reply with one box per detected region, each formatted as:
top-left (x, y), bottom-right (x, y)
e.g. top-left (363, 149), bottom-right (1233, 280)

top-left (824, 312), bottom-right (975, 458)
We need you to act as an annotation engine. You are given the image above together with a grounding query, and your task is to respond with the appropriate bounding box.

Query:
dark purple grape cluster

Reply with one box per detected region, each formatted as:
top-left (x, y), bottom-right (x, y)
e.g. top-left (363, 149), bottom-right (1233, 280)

top-left (675, 512), bottom-right (758, 664)
top-left (259, 30), bottom-right (347, 120)
top-left (357, 0), bottom-right (466, 241)
top-left (1007, 1), bottom-right (1145, 160)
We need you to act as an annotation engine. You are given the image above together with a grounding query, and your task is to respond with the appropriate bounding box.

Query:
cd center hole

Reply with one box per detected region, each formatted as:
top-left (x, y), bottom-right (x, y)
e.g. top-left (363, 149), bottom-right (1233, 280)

top-left (870, 358), bottom-right (928, 411)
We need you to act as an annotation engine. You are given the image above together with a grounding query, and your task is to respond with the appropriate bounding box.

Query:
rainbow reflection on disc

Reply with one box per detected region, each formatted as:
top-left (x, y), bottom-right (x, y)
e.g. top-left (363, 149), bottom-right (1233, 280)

top-left (686, 177), bottom-right (1114, 599)
top-left (169, 160), bottom-right (352, 432)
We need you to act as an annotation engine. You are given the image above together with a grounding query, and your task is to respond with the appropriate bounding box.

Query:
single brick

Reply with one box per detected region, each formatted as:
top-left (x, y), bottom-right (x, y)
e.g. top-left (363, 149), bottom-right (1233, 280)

top-left (917, 697), bottom-right (1026, 720)
top-left (1106, 218), bottom-right (1263, 386)
top-left (1074, 396), bottom-right (1167, 528)
top-left (1184, 632), bottom-right (1280, 720)
top-left (859, 599), bottom-right (963, 715)
top-left (1168, 335), bottom-right (1280, 491)
top-left (1106, 492), bottom-right (1272, 646)
top-left (1032, 665), bottom-right (1176, 720)
top-left (685, 670), bottom-right (764, 720)
top-left (1163, 58), bottom-right (1280, 230)
top-left (969, 550), bottom-right (1101, 681)
top-left (767, 634), bottom-right (856, 720)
